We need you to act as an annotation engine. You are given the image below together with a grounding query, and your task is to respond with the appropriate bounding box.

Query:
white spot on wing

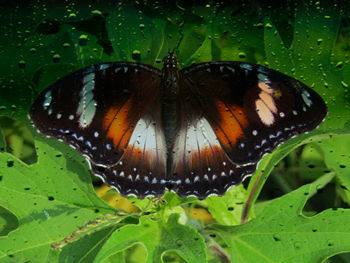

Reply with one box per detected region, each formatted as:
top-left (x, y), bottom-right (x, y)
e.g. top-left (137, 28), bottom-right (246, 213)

top-left (240, 63), bottom-right (252, 70)
top-left (258, 73), bottom-right (269, 81)
top-left (98, 64), bottom-right (110, 71)
top-left (127, 118), bottom-right (167, 167)
top-left (302, 89), bottom-right (312, 107)
top-left (43, 90), bottom-right (52, 110)
top-left (77, 72), bottom-right (97, 128)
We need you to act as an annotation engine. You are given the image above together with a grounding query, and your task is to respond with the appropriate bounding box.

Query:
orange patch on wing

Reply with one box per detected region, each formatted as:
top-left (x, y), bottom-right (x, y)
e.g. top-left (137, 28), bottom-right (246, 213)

top-left (103, 99), bottom-right (133, 150)
top-left (188, 145), bottom-right (227, 171)
top-left (214, 100), bottom-right (248, 146)
top-left (123, 145), bottom-right (143, 164)
top-left (122, 145), bottom-right (164, 171)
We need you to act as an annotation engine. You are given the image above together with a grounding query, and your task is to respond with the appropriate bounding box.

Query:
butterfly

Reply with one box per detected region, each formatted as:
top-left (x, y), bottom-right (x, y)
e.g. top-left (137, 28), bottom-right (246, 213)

top-left (29, 52), bottom-right (327, 199)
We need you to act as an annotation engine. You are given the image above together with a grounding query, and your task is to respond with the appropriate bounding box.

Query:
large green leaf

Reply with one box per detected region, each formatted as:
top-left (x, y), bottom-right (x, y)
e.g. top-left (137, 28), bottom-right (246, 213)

top-left (0, 139), bottom-right (114, 262)
top-left (95, 214), bottom-right (206, 263)
top-left (318, 135), bottom-right (350, 205)
top-left (209, 174), bottom-right (350, 263)
top-left (242, 1), bottom-right (350, 221)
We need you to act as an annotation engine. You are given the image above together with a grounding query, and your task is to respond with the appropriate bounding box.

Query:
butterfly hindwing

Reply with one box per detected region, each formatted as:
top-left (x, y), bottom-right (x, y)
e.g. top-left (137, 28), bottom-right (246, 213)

top-left (91, 98), bottom-right (167, 197)
top-left (172, 81), bottom-right (256, 198)
top-left (181, 62), bottom-right (327, 166)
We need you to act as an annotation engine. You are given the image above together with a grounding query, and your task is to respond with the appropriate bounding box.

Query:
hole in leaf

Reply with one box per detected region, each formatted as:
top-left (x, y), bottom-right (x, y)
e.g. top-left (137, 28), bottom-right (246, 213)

top-left (0, 116), bottom-right (37, 165)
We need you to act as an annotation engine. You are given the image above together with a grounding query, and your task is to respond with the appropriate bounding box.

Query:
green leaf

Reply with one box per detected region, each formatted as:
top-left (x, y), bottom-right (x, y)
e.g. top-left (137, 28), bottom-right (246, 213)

top-left (203, 185), bottom-right (248, 226)
top-left (106, 5), bottom-right (179, 66)
top-left (318, 135), bottom-right (350, 204)
top-left (247, 1), bottom-right (349, 222)
top-left (0, 139), bottom-right (114, 262)
top-left (95, 214), bottom-right (206, 263)
top-left (264, 17), bottom-right (294, 75)
top-left (210, 174), bottom-right (350, 263)
top-left (243, 132), bottom-right (330, 223)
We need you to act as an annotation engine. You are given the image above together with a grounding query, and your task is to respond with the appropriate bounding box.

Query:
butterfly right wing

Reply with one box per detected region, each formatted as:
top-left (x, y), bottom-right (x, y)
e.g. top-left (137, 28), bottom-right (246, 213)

top-left (181, 62), bottom-right (327, 166)
top-left (171, 81), bottom-right (256, 198)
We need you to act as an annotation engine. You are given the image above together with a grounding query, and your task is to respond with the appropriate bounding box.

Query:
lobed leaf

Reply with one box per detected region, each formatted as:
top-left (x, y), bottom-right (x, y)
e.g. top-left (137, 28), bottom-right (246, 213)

top-left (0, 139), bottom-right (114, 262)
top-left (95, 214), bottom-right (206, 263)
top-left (210, 174), bottom-right (350, 263)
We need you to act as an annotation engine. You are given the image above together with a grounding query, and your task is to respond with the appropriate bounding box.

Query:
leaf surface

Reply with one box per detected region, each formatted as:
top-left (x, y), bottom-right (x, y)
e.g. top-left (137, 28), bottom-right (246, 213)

top-left (211, 174), bottom-right (350, 263)
top-left (0, 139), bottom-right (114, 262)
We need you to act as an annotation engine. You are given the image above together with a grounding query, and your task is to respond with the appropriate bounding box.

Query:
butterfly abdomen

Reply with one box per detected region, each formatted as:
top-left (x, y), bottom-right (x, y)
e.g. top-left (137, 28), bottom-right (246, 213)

top-left (160, 53), bottom-right (182, 176)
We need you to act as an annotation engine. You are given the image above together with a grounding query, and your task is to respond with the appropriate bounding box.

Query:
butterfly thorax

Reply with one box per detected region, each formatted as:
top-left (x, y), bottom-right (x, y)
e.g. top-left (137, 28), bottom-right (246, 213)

top-left (161, 53), bottom-right (181, 173)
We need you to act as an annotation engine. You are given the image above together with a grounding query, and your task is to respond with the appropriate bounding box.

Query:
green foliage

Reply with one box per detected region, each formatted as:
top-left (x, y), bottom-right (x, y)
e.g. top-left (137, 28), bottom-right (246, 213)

top-left (0, 1), bottom-right (350, 262)
top-left (95, 214), bottom-right (206, 263)
top-left (211, 174), bottom-right (350, 263)
top-left (0, 140), bottom-right (115, 262)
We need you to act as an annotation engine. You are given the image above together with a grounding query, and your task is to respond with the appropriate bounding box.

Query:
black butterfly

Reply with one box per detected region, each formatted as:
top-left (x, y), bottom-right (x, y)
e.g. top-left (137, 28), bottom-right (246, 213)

top-left (29, 52), bottom-right (327, 199)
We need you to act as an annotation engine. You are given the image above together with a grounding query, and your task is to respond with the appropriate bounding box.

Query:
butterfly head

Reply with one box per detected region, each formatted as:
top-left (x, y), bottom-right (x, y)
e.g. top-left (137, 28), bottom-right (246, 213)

top-left (162, 52), bottom-right (179, 70)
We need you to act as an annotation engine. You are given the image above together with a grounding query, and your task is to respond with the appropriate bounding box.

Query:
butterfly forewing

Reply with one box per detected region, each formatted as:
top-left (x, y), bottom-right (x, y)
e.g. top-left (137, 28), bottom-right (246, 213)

top-left (181, 62), bottom-right (327, 166)
top-left (29, 63), bottom-right (162, 168)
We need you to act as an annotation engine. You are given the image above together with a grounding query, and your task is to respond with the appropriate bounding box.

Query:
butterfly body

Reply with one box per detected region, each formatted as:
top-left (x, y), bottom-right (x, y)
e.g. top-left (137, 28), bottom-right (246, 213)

top-left (29, 52), bottom-right (327, 199)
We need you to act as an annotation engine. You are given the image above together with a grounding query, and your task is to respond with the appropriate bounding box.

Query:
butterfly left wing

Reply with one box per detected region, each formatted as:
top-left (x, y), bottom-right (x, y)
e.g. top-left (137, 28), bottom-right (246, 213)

top-left (29, 62), bottom-right (167, 198)
top-left (91, 98), bottom-right (167, 198)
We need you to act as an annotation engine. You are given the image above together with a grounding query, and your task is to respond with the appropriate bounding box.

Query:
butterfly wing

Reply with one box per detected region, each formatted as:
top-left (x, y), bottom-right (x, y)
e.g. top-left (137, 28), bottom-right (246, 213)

top-left (30, 63), bottom-right (167, 197)
top-left (91, 98), bottom-right (167, 197)
top-left (171, 85), bottom-right (256, 198)
top-left (171, 62), bottom-right (327, 198)
top-left (181, 62), bottom-right (327, 166)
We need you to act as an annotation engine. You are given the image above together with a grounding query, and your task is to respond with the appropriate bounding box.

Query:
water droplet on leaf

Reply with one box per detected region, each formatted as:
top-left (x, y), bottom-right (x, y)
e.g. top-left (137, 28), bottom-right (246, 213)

top-left (79, 34), bottom-right (88, 46)
top-left (341, 81), bottom-right (348, 88)
top-left (52, 54), bottom-right (61, 63)
top-left (132, 50), bottom-right (141, 60)
top-left (238, 52), bottom-right (246, 58)
top-left (18, 60), bottom-right (26, 68)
